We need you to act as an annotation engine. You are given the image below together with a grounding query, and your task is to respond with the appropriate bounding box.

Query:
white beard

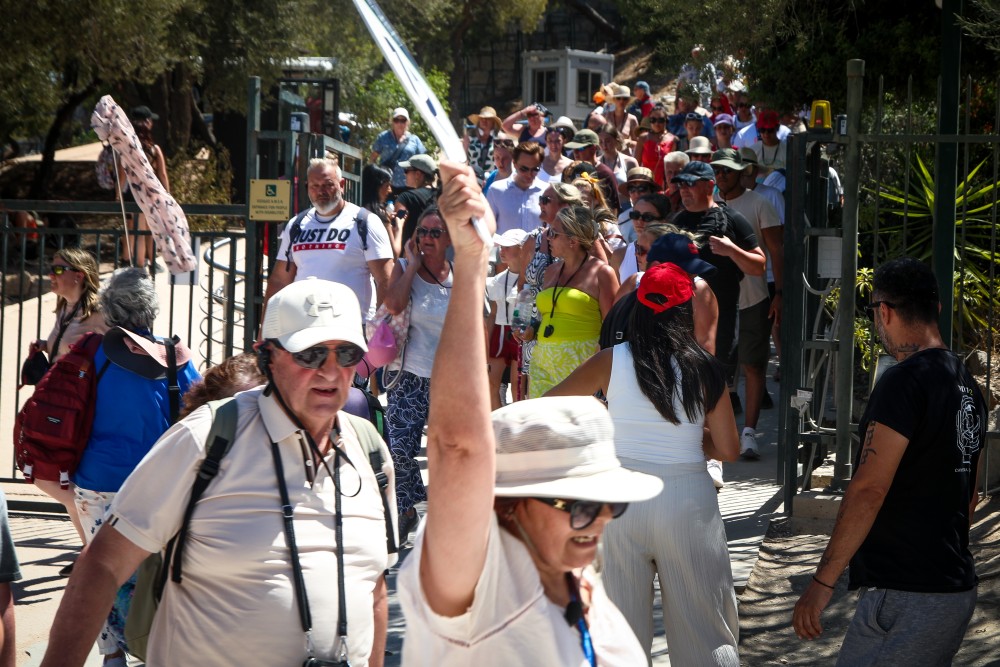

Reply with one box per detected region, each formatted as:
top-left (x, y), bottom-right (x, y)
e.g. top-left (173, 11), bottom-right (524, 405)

top-left (311, 196), bottom-right (341, 216)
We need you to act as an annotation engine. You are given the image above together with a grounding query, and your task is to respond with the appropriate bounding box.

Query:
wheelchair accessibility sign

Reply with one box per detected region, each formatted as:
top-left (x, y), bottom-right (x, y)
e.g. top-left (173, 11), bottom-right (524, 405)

top-left (249, 179), bottom-right (292, 221)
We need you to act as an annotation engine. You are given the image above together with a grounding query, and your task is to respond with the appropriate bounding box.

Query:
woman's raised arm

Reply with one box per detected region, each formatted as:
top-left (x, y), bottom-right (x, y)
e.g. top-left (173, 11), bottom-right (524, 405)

top-left (420, 161), bottom-right (497, 617)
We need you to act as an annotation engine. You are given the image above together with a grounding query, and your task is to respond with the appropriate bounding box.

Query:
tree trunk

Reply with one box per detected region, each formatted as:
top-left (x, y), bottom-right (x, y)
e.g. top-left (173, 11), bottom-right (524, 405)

top-left (561, 0), bottom-right (622, 41)
top-left (29, 81), bottom-right (99, 200)
top-left (448, 2), bottom-right (478, 125)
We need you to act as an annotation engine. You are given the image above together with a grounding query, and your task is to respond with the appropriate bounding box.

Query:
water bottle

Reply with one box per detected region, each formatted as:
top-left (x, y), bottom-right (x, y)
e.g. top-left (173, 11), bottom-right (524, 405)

top-left (511, 287), bottom-right (535, 333)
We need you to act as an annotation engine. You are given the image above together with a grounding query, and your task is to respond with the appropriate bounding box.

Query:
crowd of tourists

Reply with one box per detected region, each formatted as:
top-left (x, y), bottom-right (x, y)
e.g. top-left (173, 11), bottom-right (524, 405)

top-left (0, 59), bottom-right (986, 667)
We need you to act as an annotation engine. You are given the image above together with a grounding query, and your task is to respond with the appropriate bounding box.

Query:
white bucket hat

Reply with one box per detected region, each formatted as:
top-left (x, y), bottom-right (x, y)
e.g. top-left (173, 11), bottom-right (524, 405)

top-left (261, 277), bottom-right (368, 353)
top-left (492, 396), bottom-right (664, 503)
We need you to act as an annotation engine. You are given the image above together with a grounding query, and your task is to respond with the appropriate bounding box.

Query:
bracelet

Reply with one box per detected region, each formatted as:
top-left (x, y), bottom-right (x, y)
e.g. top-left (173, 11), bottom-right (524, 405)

top-left (812, 575), bottom-right (835, 590)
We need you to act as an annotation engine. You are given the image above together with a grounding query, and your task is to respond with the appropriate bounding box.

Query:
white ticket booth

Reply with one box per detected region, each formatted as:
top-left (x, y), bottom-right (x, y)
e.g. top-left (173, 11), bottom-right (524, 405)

top-left (521, 49), bottom-right (615, 125)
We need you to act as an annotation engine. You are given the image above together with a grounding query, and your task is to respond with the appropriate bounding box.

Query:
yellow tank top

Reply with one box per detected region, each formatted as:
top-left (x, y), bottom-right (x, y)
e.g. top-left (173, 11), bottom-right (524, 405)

top-left (536, 287), bottom-right (601, 342)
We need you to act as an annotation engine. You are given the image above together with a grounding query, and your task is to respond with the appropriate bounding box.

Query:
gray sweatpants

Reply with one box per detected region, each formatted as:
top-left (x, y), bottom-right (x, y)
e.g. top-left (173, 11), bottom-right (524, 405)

top-left (602, 459), bottom-right (739, 666)
top-left (836, 586), bottom-right (977, 666)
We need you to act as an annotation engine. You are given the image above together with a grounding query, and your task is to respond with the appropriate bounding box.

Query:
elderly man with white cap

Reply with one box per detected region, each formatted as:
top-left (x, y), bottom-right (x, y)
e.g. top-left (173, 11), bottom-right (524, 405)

top-left (398, 159), bottom-right (662, 665)
top-left (371, 106), bottom-right (427, 188)
top-left (42, 278), bottom-right (398, 667)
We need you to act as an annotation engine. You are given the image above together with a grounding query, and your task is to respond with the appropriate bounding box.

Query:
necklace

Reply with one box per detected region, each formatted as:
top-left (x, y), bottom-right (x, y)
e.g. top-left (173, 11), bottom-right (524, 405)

top-left (420, 261), bottom-right (452, 289)
top-left (543, 258), bottom-right (586, 338)
top-left (760, 143), bottom-right (779, 166)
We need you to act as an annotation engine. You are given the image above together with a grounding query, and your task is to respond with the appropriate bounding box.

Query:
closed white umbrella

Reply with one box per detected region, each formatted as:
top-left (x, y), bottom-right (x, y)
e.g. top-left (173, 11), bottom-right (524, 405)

top-left (91, 95), bottom-right (196, 274)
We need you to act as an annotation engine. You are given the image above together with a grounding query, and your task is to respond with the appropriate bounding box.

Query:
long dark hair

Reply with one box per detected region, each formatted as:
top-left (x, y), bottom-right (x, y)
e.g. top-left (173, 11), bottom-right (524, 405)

top-left (361, 164), bottom-right (392, 210)
top-left (627, 299), bottom-right (725, 424)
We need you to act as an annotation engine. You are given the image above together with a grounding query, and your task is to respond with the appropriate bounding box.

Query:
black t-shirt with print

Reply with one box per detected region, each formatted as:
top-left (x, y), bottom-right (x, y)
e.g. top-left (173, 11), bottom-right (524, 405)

top-left (672, 204), bottom-right (758, 321)
top-left (850, 348), bottom-right (986, 592)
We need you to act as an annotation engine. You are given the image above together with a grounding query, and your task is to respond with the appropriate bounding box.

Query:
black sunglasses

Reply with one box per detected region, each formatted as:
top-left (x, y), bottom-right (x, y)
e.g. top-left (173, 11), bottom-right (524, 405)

top-left (759, 127), bottom-right (778, 134)
top-left (544, 227), bottom-right (564, 240)
top-left (534, 497), bottom-right (628, 530)
top-left (416, 227), bottom-right (445, 239)
top-left (517, 164), bottom-right (541, 173)
top-left (712, 166), bottom-right (737, 176)
top-left (865, 300), bottom-right (896, 320)
top-left (279, 342), bottom-right (365, 370)
top-left (649, 117), bottom-right (667, 124)
top-left (629, 210), bottom-right (662, 223)
top-left (48, 265), bottom-right (79, 275)
top-left (539, 194), bottom-right (553, 205)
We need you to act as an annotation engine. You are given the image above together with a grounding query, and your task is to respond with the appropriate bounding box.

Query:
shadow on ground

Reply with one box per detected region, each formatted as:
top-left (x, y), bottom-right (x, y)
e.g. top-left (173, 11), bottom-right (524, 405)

top-left (737, 495), bottom-right (1000, 666)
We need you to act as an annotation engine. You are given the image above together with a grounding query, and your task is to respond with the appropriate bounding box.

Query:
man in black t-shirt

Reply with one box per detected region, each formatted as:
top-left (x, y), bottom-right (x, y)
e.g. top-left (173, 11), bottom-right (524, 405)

top-left (793, 258), bottom-right (986, 665)
top-left (670, 161), bottom-right (765, 489)
top-left (670, 161), bottom-right (765, 377)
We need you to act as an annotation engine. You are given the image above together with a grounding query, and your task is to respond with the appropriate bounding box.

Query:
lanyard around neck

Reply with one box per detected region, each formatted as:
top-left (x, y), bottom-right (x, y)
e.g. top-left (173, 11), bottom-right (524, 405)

top-left (270, 428), bottom-right (351, 663)
top-left (565, 572), bottom-right (597, 667)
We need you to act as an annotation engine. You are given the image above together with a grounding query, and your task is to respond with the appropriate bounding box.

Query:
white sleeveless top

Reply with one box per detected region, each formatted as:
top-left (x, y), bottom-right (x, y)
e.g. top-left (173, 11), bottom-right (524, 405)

top-left (607, 343), bottom-right (706, 464)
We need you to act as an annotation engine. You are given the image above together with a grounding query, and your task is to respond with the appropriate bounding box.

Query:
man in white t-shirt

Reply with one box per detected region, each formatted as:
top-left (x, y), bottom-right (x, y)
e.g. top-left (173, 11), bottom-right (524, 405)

top-left (265, 158), bottom-right (394, 321)
top-left (41, 279), bottom-right (397, 667)
top-left (711, 148), bottom-right (783, 461)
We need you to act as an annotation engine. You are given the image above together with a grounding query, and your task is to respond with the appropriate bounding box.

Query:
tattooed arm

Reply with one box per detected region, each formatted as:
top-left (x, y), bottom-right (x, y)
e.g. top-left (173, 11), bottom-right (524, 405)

top-left (792, 420), bottom-right (909, 640)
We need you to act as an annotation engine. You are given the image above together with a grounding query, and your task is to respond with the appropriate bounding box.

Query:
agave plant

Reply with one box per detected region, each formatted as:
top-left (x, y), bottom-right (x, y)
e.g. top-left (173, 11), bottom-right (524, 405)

top-left (869, 154), bottom-right (1000, 349)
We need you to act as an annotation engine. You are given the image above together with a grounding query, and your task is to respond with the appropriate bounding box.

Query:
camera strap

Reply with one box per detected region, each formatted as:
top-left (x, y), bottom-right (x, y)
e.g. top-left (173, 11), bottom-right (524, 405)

top-left (270, 430), bottom-right (351, 663)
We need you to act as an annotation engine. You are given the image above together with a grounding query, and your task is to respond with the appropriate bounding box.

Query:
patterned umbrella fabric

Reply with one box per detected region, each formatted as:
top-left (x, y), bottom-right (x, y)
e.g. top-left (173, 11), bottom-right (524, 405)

top-left (91, 95), bottom-right (196, 274)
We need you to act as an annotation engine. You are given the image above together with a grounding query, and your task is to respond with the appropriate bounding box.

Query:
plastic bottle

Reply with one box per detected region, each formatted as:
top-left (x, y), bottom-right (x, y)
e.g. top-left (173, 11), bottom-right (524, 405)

top-left (511, 287), bottom-right (535, 333)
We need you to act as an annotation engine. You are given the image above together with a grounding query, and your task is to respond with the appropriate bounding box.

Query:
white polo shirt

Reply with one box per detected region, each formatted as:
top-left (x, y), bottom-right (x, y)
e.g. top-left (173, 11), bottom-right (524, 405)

top-left (109, 388), bottom-right (397, 666)
top-left (276, 203), bottom-right (393, 317)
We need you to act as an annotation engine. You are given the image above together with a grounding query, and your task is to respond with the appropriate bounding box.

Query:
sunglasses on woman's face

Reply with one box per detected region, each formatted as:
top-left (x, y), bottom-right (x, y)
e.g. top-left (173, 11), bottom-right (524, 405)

top-left (544, 227), bottom-right (565, 240)
top-left (629, 210), bottom-right (661, 223)
top-left (48, 265), bottom-right (78, 276)
top-left (533, 497), bottom-right (628, 530)
top-left (649, 117), bottom-right (667, 124)
top-left (283, 343), bottom-right (365, 370)
top-left (627, 185), bottom-right (652, 194)
top-left (539, 194), bottom-right (554, 205)
top-left (416, 227), bottom-right (445, 239)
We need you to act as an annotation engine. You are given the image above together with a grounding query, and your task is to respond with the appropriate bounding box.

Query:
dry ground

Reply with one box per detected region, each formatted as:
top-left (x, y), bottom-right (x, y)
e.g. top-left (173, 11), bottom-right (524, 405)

top-left (737, 495), bottom-right (1000, 666)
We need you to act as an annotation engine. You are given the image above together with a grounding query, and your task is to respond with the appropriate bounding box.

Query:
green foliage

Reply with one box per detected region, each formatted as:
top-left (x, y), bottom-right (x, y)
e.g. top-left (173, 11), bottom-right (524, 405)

top-left (167, 147), bottom-right (235, 232)
top-left (869, 153), bottom-right (1000, 349)
top-left (826, 269), bottom-right (882, 372)
top-left (346, 69), bottom-right (452, 157)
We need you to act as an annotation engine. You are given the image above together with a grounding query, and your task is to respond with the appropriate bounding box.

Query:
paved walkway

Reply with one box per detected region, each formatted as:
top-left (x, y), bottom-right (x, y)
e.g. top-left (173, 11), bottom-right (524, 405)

top-left (6, 365), bottom-right (784, 665)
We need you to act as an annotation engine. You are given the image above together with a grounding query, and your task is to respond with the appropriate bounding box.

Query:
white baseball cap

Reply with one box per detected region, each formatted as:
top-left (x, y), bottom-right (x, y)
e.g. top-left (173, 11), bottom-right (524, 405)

top-left (493, 229), bottom-right (529, 247)
top-left (391, 107), bottom-right (410, 121)
top-left (261, 278), bottom-right (368, 353)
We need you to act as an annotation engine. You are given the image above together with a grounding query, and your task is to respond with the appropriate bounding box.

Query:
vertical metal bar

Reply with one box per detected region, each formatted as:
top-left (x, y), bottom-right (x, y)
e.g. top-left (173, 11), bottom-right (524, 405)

top-left (780, 132), bottom-right (809, 512)
top-left (933, 0), bottom-right (964, 346)
top-left (902, 76), bottom-right (913, 248)
top-left (835, 59), bottom-right (865, 487)
top-left (868, 77), bottom-right (886, 394)
top-left (957, 76), bottom-right (972, 348)
top-left (986, 78), bottom-right (1000, 497)
top-left (244, 76), bottom-right (262, 349)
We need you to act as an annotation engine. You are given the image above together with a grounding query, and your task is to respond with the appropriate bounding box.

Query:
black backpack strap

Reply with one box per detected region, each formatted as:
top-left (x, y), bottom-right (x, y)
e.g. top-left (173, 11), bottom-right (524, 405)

top-left (162, 397), bottom-right (240, 592)
top-left (343, 413), bottom-right (397, 556)
top-left (356, 210), bottom-right (369, 252)
top-left (284, 208), bottom-right (313, 268)
top-left (164, 336), bottom-right (180, 424)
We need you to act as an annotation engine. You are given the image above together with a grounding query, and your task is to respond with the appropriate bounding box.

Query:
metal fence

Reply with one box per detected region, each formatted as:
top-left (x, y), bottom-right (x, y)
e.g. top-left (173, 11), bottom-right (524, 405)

top-left (781, 60), bottom-right (1000, 513)
top-left (1, 201), bottom-right (250, 483)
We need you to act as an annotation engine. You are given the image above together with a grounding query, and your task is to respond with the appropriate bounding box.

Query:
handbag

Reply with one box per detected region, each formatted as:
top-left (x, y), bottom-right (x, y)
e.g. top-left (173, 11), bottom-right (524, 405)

top-left (19, 350), bottom-right (50, 389)
top-left (359, 301), bottom-right (411, 384)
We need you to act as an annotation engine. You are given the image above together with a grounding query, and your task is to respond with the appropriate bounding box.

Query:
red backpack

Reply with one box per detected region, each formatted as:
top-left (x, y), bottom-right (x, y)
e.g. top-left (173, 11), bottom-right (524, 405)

top-left (14, 332), bottom-right (110, 488)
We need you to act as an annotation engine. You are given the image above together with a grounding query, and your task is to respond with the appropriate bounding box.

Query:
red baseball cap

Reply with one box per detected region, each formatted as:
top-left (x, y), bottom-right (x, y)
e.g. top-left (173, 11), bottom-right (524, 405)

top-left (637, 263), bottom-right (694, 314)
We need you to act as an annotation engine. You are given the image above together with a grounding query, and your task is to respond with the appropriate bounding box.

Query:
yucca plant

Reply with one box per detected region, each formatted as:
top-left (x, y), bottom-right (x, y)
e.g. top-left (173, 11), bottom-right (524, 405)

top-left (869, 154), bottom-right (1000, 349)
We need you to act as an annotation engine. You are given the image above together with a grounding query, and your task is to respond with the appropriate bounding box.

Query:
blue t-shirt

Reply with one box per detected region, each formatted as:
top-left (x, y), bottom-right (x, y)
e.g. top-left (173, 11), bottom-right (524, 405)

top-left (73, 344), bottom-right (201, 492)
top-left (372, 131), bottom-right (426, 188)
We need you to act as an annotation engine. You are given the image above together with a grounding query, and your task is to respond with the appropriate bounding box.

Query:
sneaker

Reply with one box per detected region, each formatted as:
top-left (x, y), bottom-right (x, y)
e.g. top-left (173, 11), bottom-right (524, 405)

top-left (740, 431), bottom-right (761, 460)
top-left (706, 459), bottom-right (724, 489)
top-left (730, 392), bottom-right (743, 415)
